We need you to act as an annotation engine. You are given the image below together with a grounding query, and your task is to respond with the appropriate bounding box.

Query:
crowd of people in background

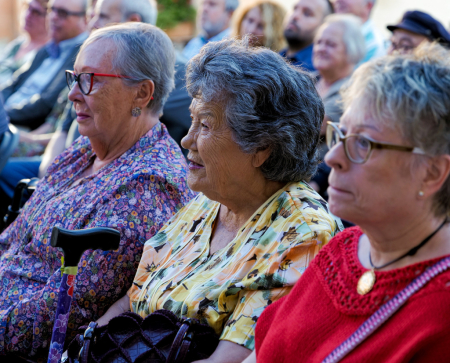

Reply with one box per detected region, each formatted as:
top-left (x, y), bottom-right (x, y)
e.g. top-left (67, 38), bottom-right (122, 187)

top-left (0, 0), bottom-right (450, 361)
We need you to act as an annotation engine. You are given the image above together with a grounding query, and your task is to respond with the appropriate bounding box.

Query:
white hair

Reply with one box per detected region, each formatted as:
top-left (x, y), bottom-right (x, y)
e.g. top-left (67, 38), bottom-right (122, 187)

top-left (121, 0), bottom-right (158, 25)
top-left (321, 13), bottom-right (366, 64)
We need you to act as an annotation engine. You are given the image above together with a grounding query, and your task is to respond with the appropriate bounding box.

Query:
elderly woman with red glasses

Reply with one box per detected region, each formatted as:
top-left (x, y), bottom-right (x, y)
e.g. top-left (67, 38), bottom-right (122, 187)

top-left (0, 23), bottom-right (194, 360)
top-left (244, 43), bottom-right (450, 363)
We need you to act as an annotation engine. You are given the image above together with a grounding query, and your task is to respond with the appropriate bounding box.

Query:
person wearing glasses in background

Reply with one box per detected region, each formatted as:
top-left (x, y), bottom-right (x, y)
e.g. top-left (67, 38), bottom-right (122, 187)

top-left (0, 0), bottom-right (88, 131)
top-left (0, 22), bottom-right (194, 361)
top-left (0, 0), bottom-right (49, 86)
top-left (387, 10), bottom-right (450, 55)
top-left (243, 42), bottom-right (450, 363)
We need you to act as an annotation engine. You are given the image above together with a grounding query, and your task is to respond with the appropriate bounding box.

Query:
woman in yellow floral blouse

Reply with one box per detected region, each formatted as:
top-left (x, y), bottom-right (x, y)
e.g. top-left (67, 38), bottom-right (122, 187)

top-left (97, 38), bottom-right (343, 363)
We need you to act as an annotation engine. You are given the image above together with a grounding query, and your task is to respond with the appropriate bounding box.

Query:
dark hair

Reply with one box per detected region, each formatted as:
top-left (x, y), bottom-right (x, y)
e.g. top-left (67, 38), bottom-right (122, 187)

top-left (186, 37), bottom-right (324, 182)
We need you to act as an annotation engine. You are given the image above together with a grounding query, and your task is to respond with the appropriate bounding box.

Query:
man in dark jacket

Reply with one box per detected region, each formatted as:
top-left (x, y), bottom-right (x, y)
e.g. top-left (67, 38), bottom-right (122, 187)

top-left (1, 0), bottom-right (88, 130)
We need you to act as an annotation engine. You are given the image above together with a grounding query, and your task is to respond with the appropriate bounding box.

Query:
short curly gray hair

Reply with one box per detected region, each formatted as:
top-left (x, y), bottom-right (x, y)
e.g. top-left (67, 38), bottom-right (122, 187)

top-left (186, 37), bottom-right (324, 183)
top-left (342, 42), bottom-right (450, 217)
top-left (80, 22), bottom-right (175, 114)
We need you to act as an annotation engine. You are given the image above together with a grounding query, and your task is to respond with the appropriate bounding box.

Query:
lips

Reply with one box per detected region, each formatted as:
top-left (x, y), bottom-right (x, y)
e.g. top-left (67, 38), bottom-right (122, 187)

top-left (76, 112), bottom-right (90, 121)
top-left (328, 184), bottom-right (351, 195)
top-left (187, 159), bottom-right (204, 170)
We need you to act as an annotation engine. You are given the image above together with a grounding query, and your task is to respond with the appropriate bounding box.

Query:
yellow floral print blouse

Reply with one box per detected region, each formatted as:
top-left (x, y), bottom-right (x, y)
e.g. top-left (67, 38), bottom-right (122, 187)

top-left (128, 182), bottom-right (343, 350)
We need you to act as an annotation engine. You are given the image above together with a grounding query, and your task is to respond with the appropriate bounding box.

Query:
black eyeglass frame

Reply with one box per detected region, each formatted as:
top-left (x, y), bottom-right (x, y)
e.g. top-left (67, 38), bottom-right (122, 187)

top-left (326, 121), bottom-right (426, 164)
top-left (49, 6), bottom-right (86, 19)
top-left (66, 70), bottom-right (131, 95)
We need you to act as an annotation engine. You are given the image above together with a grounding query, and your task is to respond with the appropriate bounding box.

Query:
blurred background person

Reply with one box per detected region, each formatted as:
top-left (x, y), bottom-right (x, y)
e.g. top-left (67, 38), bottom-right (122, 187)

top-left (90, 0), bottom-right (157, 29)
top-left (231, 0), bottom-right (286, 52)
top-left (0, 0), bottom-right (88, 130)
top-left (387, 10), bottom-right (450, 55)
top-left (0, 0), bottom-right (49, 86)
top-left (332, 0), bottom-right (385, 62)
top-left (309, 14), bottom-right (365, 198)
top-left (182, 0), bottom-right (239, 60)
top-left (280, 0), bottom-right (333, 72)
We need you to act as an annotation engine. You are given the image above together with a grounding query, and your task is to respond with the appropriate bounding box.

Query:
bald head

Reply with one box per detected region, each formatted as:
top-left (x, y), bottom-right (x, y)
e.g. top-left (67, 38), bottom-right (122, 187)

top-left (90, 0), bottom-right (157, 30)
top-left (331, 0), bottom-right (374, 22)
top-left (284, 0), bottom-right (333, 53)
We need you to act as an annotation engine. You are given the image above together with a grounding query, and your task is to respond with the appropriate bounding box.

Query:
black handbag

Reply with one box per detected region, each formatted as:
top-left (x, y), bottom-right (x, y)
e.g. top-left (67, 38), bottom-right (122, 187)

top-left (66, 309), bottom-right (220, 363)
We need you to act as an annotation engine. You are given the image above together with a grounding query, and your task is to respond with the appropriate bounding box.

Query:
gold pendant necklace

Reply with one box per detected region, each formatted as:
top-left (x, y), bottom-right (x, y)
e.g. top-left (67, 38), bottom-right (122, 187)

top-left (356, 217), bottom-right (448, 296)
top-left (357, 269), bottom-right (376, 295)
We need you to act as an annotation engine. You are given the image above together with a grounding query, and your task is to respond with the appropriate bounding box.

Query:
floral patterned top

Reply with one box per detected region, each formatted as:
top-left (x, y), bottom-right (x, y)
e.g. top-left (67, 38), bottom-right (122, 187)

top-left (128, 182), bottom-right (343, 350)
top-left (0, 122), bottom-right (194, 359)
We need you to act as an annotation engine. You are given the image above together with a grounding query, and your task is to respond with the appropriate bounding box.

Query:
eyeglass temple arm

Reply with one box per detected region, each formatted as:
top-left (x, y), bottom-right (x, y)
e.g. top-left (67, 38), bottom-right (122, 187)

top-left (372, 143), bottom-right (426, 154)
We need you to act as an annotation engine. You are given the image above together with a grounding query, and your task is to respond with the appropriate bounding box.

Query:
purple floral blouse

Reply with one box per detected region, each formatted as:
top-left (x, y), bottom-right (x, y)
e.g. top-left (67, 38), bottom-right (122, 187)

top-left (0, 122), bottom-right (194, 359)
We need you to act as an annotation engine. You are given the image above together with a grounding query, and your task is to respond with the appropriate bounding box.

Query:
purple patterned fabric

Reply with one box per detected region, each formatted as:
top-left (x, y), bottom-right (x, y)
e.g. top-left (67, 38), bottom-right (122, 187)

top-left (322, 256), bottom-right (450, 363)
top-left (47, 273), bottom-right (74, 363)
top-left (0, 122), bottom-right (194, 359)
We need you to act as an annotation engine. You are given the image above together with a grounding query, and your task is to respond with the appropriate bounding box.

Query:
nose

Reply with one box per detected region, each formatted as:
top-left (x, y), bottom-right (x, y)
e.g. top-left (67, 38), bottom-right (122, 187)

top-left (181, 123), bottom-right (198, 152)
top-left (324, 140), bottom-right (348, 172)
top-left (49, 8), bottom-right (58, 24)
top-left (91, 16), bottom-right (100, 30)
top-left (68, 80), bottom-right (84, 104)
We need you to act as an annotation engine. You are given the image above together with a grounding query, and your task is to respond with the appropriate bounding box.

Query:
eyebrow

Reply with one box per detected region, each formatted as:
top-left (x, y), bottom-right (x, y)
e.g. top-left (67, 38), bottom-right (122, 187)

top-left (353, 123), bottom-right (381, 132)
top-left (75, 66), bottom-right (103, 73)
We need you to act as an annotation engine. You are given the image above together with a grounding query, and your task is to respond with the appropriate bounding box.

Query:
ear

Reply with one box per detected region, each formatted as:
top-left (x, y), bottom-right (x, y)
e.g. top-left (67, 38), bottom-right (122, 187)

top-left (251, 148), bottom-right (271, 168)
top-left (421, 154), bottom-right (450, 197)
top-left (133, 79), bottom-right (155, 109)
top-left (127, 13), bottom-right (143, 22)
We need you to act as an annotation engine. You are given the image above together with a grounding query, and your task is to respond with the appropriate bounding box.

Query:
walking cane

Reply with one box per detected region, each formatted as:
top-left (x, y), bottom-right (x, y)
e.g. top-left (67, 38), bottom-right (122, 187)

top-left (47, 226), bottom-right (120, 363)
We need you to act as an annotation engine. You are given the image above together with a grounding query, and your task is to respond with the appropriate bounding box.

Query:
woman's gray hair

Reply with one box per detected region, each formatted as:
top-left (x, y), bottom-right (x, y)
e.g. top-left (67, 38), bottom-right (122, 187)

top-left (342, 42), bottom-right (450, 217)
top-left (79, 22), bottom-right (175, 114)
top-left (186, 37), bottom-right (324, 183)
top-left (320, 14), bottom-right (366, 64)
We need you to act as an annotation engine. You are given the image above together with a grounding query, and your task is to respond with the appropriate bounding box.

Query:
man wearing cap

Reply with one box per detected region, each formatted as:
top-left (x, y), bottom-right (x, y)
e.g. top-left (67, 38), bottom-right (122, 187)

top-left (387, 10), bottom-right (450, 55)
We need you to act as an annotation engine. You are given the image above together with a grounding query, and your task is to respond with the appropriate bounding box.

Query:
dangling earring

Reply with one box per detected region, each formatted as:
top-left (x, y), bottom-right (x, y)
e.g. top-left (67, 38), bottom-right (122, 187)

top-left (418, 191), bottom-right (424, 197)
top-left (131, 107), bottom-right (141, 117)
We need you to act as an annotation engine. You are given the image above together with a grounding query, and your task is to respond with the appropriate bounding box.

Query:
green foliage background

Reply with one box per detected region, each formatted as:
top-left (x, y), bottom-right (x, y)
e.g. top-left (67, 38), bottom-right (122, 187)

top-left (156, 0), bottom-right (197, 30)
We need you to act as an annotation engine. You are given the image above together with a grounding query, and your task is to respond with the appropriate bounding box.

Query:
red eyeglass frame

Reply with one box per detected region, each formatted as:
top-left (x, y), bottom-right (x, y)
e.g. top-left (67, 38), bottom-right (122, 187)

top-left (66, 70), bottom-right (132, 95)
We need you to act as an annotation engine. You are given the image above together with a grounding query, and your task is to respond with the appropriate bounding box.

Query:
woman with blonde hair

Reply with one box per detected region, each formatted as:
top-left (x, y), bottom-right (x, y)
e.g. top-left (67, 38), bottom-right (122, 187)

top-left (231, 0), bottom-right (286, 52)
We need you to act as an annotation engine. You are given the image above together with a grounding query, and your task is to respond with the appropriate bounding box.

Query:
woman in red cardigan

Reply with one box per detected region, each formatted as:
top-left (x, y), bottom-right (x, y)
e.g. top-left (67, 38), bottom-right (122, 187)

top-left (243, 43), bottom-right (450, 363)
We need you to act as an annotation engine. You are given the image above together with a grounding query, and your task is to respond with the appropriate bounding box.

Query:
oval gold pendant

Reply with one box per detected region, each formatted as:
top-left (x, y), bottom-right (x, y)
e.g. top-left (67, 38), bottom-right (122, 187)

top-left (357, 270), bottom-right (376, 295)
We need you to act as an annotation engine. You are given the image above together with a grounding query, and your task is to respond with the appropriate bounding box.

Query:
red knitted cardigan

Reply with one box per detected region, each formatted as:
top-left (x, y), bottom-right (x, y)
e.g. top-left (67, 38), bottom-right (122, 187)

top-left (255, 227), bottom-right (450, 363)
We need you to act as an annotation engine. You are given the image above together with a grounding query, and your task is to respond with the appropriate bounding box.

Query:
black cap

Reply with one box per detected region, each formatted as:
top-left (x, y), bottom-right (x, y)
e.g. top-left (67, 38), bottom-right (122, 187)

top-left (387, 10), bottom-right (450, 46)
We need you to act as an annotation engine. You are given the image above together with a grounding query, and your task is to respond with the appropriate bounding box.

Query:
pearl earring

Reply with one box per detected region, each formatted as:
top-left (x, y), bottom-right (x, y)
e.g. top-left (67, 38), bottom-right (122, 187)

top-left (418, 191), bottom-right (424, 197)
top-left (131, 107), bottom-right (141, 117)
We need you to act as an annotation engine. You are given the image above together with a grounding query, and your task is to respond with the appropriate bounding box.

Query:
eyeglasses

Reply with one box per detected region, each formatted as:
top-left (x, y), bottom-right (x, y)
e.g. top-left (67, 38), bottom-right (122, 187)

top-left (326, 121), bottom-right (426, 164)
top-left (388, 40), bottom-right (415, 54)
top-left (27, 3), bottom-right (47, 17)
top-left (49, 6), bottom-right (86, 19)
top-left (66, 71), bottom-right (131, 95)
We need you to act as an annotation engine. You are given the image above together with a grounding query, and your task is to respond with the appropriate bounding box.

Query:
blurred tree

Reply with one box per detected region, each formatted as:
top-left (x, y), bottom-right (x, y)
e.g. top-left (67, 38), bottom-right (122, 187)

top-left (156, 0), bottom-right (196, 30)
